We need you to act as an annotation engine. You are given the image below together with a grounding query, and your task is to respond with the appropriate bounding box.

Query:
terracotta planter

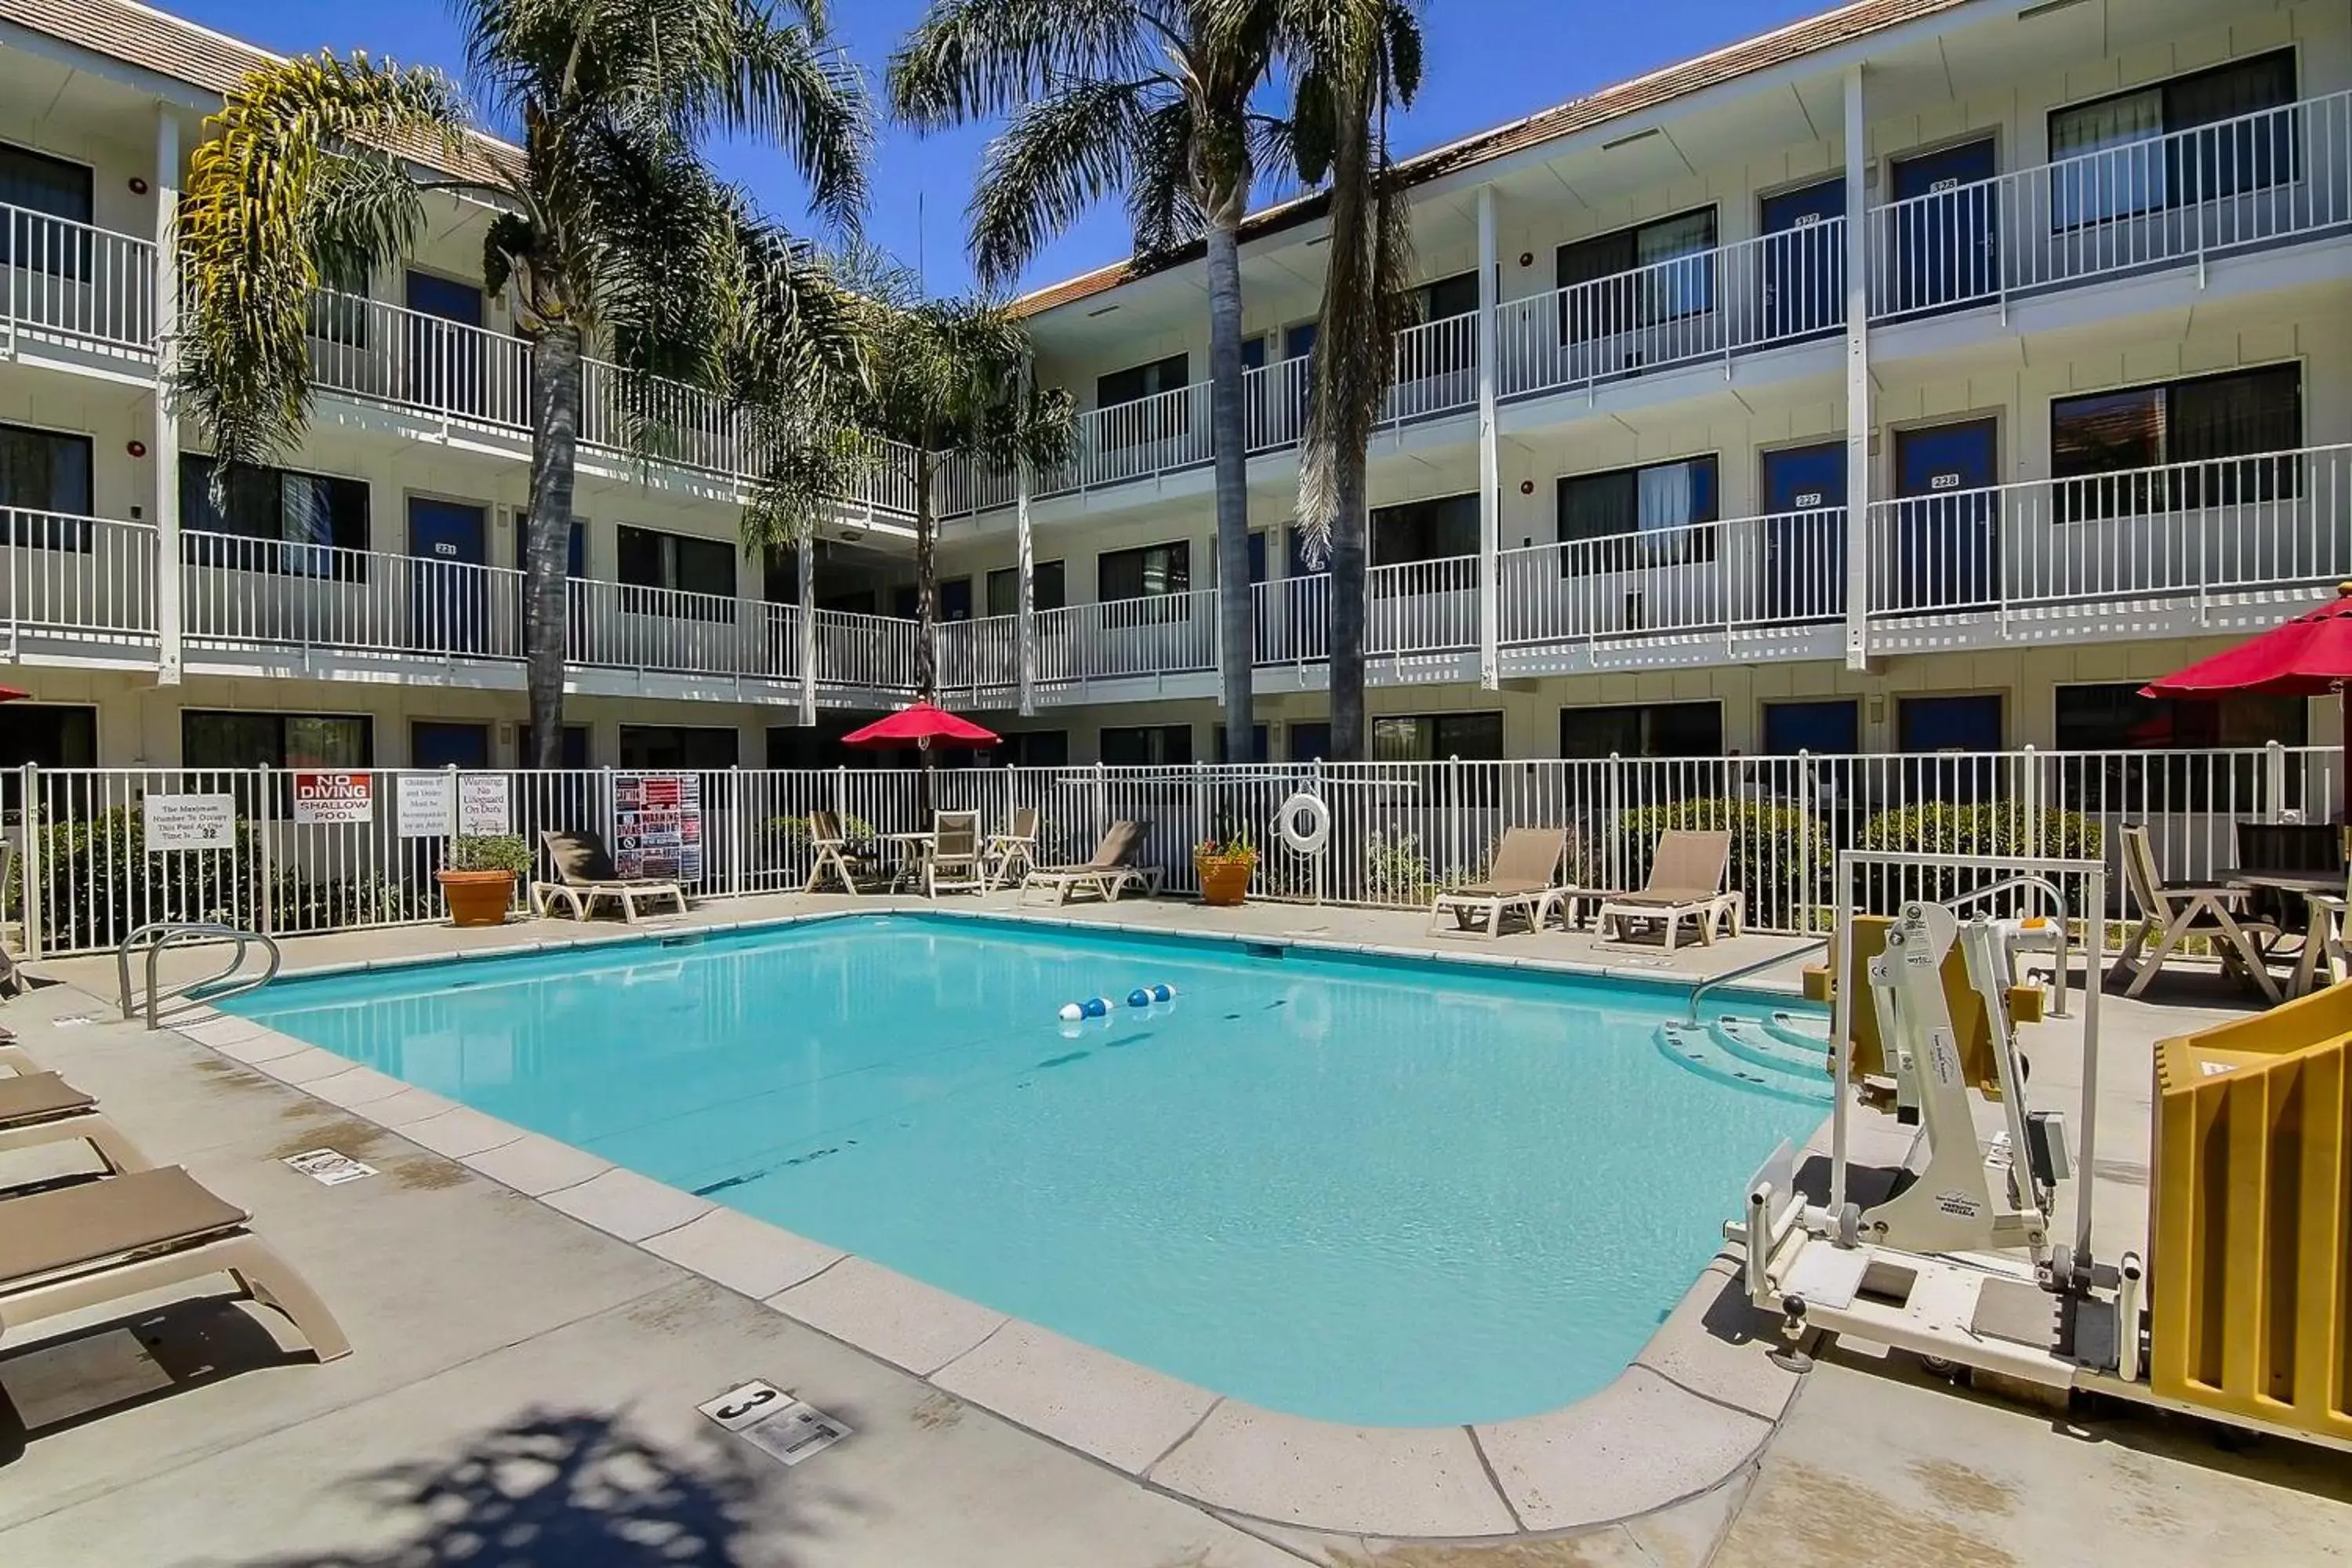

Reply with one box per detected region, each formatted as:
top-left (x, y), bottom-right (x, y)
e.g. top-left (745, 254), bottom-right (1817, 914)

top-left (437, 869), bottom-right (516, 928)
top-left (1194, 853), bottom-right (1254, 908)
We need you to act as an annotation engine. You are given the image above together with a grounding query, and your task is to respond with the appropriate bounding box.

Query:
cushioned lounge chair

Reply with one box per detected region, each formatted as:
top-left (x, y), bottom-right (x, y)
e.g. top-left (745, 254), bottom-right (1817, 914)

top-left (1017, 821), bottom-right (1161, 906)
top-left (532, 829), bottom-right (688, 923)
top-left (0, 1165), bottom-right (350, 1361)
top-left (0, 1070), bottom-right (152, 1178)
top-left (1595, 829), bottom-right (1740, 951)
top-left (1430, 827), bottom-right (1570, 939)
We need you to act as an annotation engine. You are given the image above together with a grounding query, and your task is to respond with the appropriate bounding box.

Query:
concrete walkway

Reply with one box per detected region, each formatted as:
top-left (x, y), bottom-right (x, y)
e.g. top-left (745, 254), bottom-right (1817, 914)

top-left (2, 897), bottom-right (2347, 1566)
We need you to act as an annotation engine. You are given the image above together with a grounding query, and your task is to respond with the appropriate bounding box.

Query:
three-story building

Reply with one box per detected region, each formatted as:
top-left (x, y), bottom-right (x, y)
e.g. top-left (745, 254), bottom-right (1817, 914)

top-left (0, 0), bottom-right (2343, 778)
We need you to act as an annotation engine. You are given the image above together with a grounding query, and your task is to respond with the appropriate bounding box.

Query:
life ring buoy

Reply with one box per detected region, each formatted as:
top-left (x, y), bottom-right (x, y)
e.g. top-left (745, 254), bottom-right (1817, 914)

top-left (1278, 792), bottom-right (1331, 855)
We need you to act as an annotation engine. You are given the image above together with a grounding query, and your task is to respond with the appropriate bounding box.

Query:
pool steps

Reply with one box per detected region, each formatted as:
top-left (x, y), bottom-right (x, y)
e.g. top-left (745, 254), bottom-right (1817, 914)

top-left (1653, 1018), bottom-right (1832, 1105)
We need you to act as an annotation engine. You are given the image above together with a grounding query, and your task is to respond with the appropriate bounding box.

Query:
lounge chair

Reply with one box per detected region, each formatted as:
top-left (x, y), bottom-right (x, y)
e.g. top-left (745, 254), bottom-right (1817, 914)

top-left (1017, 821), bottom-right (1162, 906)
top-left (801, 811), bottom-right (867, 895)
top-left (1430, 827), bottom-right (1570, 939)
top-left (2112, 824), bottom-right (2282, 1003)
top-left (927, 811), bottom-right (984, 898)
top-left (0, 1165), bottom-right (350, 1361)
top-left (531, 829), bottom-right (689, 923)
top-left (984, 808), bottom-right (1040, 891)
top-left (1595, 829), bottom-right (1740, 951)
top-left (0, 1070), bottom-right (152, 1178)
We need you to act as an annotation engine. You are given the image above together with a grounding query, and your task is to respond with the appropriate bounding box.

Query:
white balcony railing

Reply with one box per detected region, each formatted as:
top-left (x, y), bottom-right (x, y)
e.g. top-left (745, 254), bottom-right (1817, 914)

top-left (1865, 445), bottom-right (2352, 628)
top-left (1033, 590), bottom-right (1218, 687)
top-left (567, 578), bottom-right (799, 681)
top-left (1868, 91), bottom-right (2352, 321)
top-left (1498, 508), bottom-right (1849, 648)
top-left (1, 202), bottom-right (157, 358)
top-left (0, 510), bottom-right (159, 651)
top-left (1496, 219), bottom-right (1848, 402)
top-left (812, 608), bottom-right (920, 694)
top-left (936, 612), bottom-right (1022, 695)
top-left (183, 530), bottom-right (524, 660)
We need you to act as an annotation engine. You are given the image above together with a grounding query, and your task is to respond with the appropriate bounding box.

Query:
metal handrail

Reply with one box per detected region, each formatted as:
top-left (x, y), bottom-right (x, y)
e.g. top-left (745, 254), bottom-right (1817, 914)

top-left (116, 920), bottom-right (281, 1029)
top-left (1686, 935), bottom-right (1831, 1024)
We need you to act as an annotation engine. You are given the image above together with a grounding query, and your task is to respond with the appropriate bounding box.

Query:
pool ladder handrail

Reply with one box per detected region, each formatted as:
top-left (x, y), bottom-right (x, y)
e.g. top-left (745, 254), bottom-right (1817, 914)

top-left (116, 920), bottom-right (282, 1029)
top-left (1686, 874), bottom-right (2078, 1025)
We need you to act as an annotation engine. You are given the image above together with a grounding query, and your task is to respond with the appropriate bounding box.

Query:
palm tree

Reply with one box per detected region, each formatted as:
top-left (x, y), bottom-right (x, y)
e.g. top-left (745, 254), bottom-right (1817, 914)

top-left (175, 2), bottom-right (871, 768)
top-left (888, 0), bottom-right (1279, 760)
top-left (813, 250), bottom-right (1076, 706)
top-left (1267, 0), bottom-right (1420, 761)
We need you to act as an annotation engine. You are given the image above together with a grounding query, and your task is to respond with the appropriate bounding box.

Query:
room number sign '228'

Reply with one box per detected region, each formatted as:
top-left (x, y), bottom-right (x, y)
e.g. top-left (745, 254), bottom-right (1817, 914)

top-left (292, 771), bottom-right (375, 826)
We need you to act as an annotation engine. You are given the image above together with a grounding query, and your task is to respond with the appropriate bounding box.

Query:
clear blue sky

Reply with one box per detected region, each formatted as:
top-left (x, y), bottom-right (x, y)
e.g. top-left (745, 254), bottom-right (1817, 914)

top-left (169, 0), bottom-right (1828, 296)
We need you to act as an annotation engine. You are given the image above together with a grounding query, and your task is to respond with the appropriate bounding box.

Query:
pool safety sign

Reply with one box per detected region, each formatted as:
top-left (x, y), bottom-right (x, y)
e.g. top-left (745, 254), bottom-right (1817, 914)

top-left (614, 773), bottom-right (702, 881)
top-left (696, 1380), bottom-right (850, 1467)
top-left (144, 793), bottom-right (238, 852)
top-left (459, 773), bottom-right (512, 835)
top-left (396, 773), bottom-right (456, 838)
top-left (292, 771), bottom-right (374, 826)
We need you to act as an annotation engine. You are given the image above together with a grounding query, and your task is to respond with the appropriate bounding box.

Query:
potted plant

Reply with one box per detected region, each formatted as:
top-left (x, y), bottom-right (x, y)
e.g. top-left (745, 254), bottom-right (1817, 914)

top-left (1192, 827), bottom-right (1258, 908)
top-left (439, 833), bottom-right (531, 927)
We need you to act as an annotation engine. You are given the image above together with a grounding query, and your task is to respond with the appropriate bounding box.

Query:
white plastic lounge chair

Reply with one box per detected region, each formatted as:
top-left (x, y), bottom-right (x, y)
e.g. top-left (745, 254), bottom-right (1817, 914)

top-left (0, 1165), bottom-right (350, 1361)
top-left (2112, 824), bottom-right (2282, 1004)
top-left (1430, 827), bottom-right (1569, 939)
top-left (532, 830), bottom-right (688, 924)
top-left (927, 811), bottom-right (985, 897)
top-left (0, 1070), bottom-right (152, 1179)
top-left (1595, 829), bottom-right (1740, 951)
top-left (984, 808), bottom-right (1040, 891)
top-left (1018, 821), bottom-right (1161, 906)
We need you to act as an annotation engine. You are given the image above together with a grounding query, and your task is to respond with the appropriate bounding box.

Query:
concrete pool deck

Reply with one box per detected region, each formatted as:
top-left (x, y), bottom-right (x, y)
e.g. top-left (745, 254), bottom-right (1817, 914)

top-left (5, 893), bottom-right (2350, 1564)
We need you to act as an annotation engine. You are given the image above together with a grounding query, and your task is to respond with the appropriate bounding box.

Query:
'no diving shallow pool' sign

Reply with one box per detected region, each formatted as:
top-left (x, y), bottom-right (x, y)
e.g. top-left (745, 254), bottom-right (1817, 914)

top-left (695, 1379), bottom-right (851, 1467)
top-left (292, 771), bottom-right (374, 826)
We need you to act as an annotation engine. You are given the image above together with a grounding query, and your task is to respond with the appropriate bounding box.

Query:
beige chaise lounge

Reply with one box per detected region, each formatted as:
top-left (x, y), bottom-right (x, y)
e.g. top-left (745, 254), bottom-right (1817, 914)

top-left (0, 1165), bottom-right (350, 1361)
top-left (1018, 821), bottom-right (1161, 906)
top-left (532, 829), bottom-right (689, 923)
top-left (1430, 827), bottom-right (1570, 939)
top-left (2112, 824), bottom-right (2283, 1004)
top-left (0, 1070), bottom-right (152, 1178)
top-left (1595, 829), bottom-right (1741, 951)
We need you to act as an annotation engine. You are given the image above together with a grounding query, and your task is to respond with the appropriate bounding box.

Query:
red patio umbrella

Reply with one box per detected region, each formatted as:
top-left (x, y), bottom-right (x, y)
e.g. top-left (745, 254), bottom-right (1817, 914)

top-left (842, 702), bottom-right (1000, 818)
top-left (840, 702), bottom-right (1000, 750)
top-left (2142, 582), bottom-right (2352, 856)
top-left (0, 687), bottom-right (29, 702)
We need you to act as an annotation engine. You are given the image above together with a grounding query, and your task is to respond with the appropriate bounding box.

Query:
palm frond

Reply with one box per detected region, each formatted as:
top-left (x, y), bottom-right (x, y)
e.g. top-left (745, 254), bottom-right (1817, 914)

top-left (1128, 96), bottom-right (1204, 259)
top-left (727, 6), bottom-right (873, 230)
top-left (176, 49), bottom-right (465, 475)
top-left (967, 78), bottom-right (1152, 286)
top-left (887, 0), bottom-right (1155, 130)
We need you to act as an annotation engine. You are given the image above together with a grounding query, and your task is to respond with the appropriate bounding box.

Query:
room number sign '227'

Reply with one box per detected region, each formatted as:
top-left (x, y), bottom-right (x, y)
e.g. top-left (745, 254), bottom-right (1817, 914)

top-left (292, 771), bottom-right (375, 826)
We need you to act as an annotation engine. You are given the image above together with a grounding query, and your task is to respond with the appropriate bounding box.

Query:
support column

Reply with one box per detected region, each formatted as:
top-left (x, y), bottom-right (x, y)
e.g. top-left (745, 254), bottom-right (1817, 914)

top-left (797, 538), bottom-right (816, 725)
top-left (1475, 184), bottom-right (1501, 691)
top-left (1841, 64), bottom-right (1872, 673)
top-left (152, 107), bottom-right (183, 685)
top-left (1016, 460), bottom-right (1036, 717)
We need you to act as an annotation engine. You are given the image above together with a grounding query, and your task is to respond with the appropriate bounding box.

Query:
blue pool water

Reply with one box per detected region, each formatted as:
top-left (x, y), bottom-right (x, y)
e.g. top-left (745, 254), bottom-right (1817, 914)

top-left (227, 916), bottom-right (1825, 1425)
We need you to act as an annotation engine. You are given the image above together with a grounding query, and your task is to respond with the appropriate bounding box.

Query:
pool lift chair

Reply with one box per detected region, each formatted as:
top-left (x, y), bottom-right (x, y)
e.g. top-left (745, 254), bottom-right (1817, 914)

top-left (1727, 895), bottom-right (2119, 1395)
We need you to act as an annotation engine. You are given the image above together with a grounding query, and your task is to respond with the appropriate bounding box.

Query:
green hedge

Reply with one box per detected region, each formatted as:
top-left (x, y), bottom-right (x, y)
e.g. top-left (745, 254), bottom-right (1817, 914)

top-left (1854, 802), bottom-right (2103, 908)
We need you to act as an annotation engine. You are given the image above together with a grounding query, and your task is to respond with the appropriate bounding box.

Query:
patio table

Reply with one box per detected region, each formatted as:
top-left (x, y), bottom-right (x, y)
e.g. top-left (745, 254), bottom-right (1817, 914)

top-left (2223, 869), bottom-right (2352, 998)
top-left (878, 830), bottom-right (935, 893)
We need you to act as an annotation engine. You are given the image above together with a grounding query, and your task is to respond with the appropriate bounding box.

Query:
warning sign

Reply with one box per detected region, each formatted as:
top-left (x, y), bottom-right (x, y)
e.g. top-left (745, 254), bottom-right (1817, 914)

top-left (613, 773), bottom-right (702, 882)
top-left (144, 793), bottom-right (238, 851)
top-left (292, 771), bottom-right (375, 826)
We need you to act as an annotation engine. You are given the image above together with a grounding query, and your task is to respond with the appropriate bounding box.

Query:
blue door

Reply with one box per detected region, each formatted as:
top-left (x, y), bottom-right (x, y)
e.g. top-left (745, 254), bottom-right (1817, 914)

top-left (1759, 177), bottom-right (1843, 339)
top-left (1898, 693), bottom-right (2003, 802)
top-left (411, 720), bottom-right (490, 769)
top-left (1762, 699), bottom-right (1859, 754)
top-left (1889, 139), bottom-right (1996, 314)
top-left (1893, 420), bottom-right (1998, 612)
top-left (408, 498), bottom-right (488, 652)
top-left (1759, 442), bottom-right (1846, 622)
top-left (405, 271), bottom-right (486, 416)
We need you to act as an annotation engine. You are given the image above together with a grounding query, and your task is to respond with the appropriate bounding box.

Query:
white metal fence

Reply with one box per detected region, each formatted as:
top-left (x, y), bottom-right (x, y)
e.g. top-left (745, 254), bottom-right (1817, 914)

top-left (2, 201), bottom-right (156, 359)
top-left (9, 746), bottom-right (2336, 957)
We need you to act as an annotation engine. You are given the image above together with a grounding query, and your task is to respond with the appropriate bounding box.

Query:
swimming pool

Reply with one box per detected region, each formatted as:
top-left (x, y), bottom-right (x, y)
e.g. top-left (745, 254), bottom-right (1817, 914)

top-left (225, 915), bottom-right (1828, 1425)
